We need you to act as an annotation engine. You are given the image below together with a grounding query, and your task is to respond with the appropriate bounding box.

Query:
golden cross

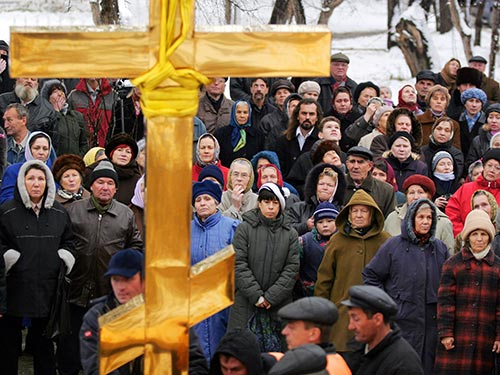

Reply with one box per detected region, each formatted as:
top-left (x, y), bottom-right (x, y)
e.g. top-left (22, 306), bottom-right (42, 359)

top-left (10, 1), bottom-right (331, 374)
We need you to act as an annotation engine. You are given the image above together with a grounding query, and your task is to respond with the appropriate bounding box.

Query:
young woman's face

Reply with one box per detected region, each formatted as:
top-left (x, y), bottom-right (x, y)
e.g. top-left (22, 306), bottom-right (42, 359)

top-left (488, 111), bottom-right (500, 132)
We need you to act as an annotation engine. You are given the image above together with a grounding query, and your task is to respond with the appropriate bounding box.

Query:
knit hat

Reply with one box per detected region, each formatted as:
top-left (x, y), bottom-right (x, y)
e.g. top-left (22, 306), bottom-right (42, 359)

top-left (198, 165), bottom-right (225, 189)
top-left (271, 79), bottom-right (295, 96)
top-left (353, 81), bottom-right (380, 105)
top-left (416, 70), bottom-right (436, 83)
top-left (486, 103), bottom-right (500, 118)
top-left (372, 106), bottom-right (393, 128)
top-left (259, 182), bottom-right (286, 212)
top-left (298, 81), bottom-right (321, 96)
top-left (461, 88), bottom-right (487, 105)
top-left (192, 180), bottom-right (222, 205)
top-left (388, 131), bottom-right (415, 149)
top-left (330, 52), bottom-right (350, 63)
top-left (462, 209), bottom-right (495, 242)
top-left (313, 202), bottom-right (340, 224)
top-left (105, 133), bottom-right (139, 161)
top-left (456, 67), bottom-right (482, 88)
top-left (52, 154), bottom-right (86, 183)
top-left (482, 148), bottom-right (500, 164)
top-left (89, 160), bottom-right (118, 186)
top-left (0, 40), bottom-right (8, 53)
top-left (402, 174), bottom-right (436, 198)
top-left (432, 151), bottom-right (453, 171)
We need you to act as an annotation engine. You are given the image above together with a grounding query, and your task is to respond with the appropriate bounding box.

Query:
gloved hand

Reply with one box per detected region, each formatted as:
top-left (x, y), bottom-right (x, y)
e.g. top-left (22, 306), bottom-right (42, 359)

top-left (3, 249), bottom-right (20, 273)
top-left (58, 249), bottom-right (75, 275)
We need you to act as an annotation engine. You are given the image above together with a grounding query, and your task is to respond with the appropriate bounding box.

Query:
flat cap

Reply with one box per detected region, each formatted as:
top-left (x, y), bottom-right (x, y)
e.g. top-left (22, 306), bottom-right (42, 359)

top-left (469, 55), bottom-right (487, 64)
top-left (278, 297), bottom-right (338, 325)
top-left (268, 345), bottom-right (327, 375)
top-left (271, 79), bottom-right (296, 96)
top-left (341, 285), bottom-right (398, 317)
top-left (347, 146), bottom-right (373, 161)
top-left (331, 52), bottom-right (350, 64)
top-left (416, 70), bottom-right (436, 83)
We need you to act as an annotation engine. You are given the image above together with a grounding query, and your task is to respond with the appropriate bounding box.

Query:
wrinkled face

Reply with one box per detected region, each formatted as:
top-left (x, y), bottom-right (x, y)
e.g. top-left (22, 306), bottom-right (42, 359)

top-left (333, 93), bottom-right (352, 114)
top-left (487, 111), bottom-right (500, 132)
top-left (401, 86), bottom-right (417, 104)
top-left (274, 88), bottom-right (291, 108)
top-left (358, 87), bottom-right (377, 107)
top-left (433, 121), bottom-right (453, 143)
top-left (220, 356), bottom-right (248, 375)
top-left (468, 229), bottom-right (490, 253)
top-left (448, 60), bottom-right (461, 75)
top-left (330, 61), bottom-right (348, 80)
top-left (322, 150), bottom-right (341, 166)
top-left (111, 146), bottom-right (133, 166)
top-left (349, 204), bottom-right (372, 228)
top-left (435, 157), bottom-right (453, 174)
top-left (250, 79), bottom-right (268, 102)
top-left (316, 175), bottom-right (336, 202)
top-left (258, 198), bottom-right (280, 219)
top-left (391, 137), bottom-right (412, 161)
top-left (430, 91), bottom-right (448, 112)
top-left (136, 148), bottom-right (146, 168)
top-left (25, 168), bottom-right (46, 204)
top-left (469, 61), bottom-right (486, 73)
top-left (206, 77), bottom-right (226, 96)
top-left (483, 159), bottom-right (500, 182)
top-left (377, 111), bottom-right (391, 134)
top-left (235, 102), bottom-right (250, 125)
top-left (198, 137), bottom-right (215, 163)
top-left (320, 121), bottom-right (342, 141)
top-left (406, 184), bottom-right (430, 205)
top-left (30, 137), bottom-right (50, 161)
top-left (91, 177), bottom-right (117, 205)
top-left (347, 307), bottom-right (378, 345)
top-left (230, 164), bottom-right (251, 190)
top-left (60, 168), bottom-right (82, 193)
top-left (111, 273), bottom-right (144, 304)
top-left (473, 195), bottom-right (492, 217)
top-left (16, 77), bottom-right (38, 89)
top-left (464, 98), bottom-right (483, 116)
top-left (297, 103), bottom-right (318, 131)
top-left (260, 166), bottom-right (278, 185)
top-left (346, 156), bottom-right (373, 183)
top-left (415, 79), bottom-right (434, 98)
top-left (2, 107), bottom-right (27, 137)
top-left (281, 320), bottom-right (316, 349)
top-left (194, 194), bottom-right (218, 221)
top-left (302, 91), bottom-right (319, 100)
top-left (316, 217), bottom-right (337, 237)
top-left (371, 167), bottom-right (387, 183)
top-left (394, 115), bottom-right (412, 133)
top-left (414, 207), bottom-right (433, 235)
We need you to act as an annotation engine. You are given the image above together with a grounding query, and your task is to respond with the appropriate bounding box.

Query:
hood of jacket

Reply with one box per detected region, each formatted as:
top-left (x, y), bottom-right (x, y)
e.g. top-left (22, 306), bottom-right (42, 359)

top-left (336, 189), bottom-right (385, 238)
top-left (303, 163), bottom-right (346, 205)
top-left (250, 150), bottom-right (282, 171)
top-left (209, 329), bottom-right (263, 375)
top-left (401, 198), bottom-right (438, 243)
top-left (16, 159), bottom-right (56, 209)
top-left (24, 131), bottom-right (54, 162)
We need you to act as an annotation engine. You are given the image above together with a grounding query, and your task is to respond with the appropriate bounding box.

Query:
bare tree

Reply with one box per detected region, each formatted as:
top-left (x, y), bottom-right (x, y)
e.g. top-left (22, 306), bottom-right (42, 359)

top-left (90, 0), bottom-right (119, 25)
top-left (439, 0), bottom-right (453, 33)
top-left (449, 0), bottom-right (473, 60)
top-left (394, 17), bottom-right (433, 75)
top-left (270, 0), bottom-right (306, 24)
top-left (474, 0), bottom-right (486, 46)
top-left (489, 0), bottom-right (500, 79)
top-left (225, 0), bottom-right (232, 24)
top-left (317, 0), bottom-right (344, 24)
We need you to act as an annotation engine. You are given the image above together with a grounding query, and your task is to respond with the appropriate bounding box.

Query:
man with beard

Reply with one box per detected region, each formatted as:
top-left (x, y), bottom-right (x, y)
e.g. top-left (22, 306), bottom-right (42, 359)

top-left (0, 77), bottom-right (57, 145)
top-left (269, 98), bottom-right (322, 177)
top-left (248, 78), bottom-right (278, 131)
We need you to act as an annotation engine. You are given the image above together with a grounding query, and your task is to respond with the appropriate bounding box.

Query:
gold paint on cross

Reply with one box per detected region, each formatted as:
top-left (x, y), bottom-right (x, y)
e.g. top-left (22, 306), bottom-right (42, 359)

top-left (10, 0), bottom-right (331, 374)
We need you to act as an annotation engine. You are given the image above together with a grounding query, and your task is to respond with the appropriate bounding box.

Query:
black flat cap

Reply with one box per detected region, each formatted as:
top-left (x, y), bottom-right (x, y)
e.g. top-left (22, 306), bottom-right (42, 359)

top-left (347, 146), bottom-right (373, 161)
top-left (271, 79), bottom-right (296, 96)
top-left (278, 297), bottom-right (338, 325)
top-left (341, 285), bottom-right (398, 317)
top-left (416, 70), bottom-right (436, 83)
top-left (330, 52), bottom-right (350, 64)
top-left (268, 344), bottom-right (327, 375)
top-left (469, 55), bottom-right (487, 64)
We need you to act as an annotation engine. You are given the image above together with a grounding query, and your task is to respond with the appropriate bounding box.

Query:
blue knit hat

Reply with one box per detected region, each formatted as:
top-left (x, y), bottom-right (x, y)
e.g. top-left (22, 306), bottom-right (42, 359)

top-left (198, 165), bottom-right (225, 189)
top-left (192, 180), bottom-right (222, 205)
top-left (313, 202), bottom-right (340, 224)
top-left (460, 88), bottom-right (487, 105)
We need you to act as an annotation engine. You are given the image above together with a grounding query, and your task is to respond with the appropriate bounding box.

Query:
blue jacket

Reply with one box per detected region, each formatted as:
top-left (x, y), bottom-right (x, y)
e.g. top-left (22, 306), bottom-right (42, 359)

top-left (191, 211), bottom-right (239, 362)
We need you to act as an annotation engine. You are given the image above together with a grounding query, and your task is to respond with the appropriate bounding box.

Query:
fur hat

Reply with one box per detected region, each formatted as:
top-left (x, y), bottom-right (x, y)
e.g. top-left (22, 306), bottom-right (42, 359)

top-left (462, 209), bottom-right (495, 242)
top-left (41, 79), bottom-right (67, 101)
top-left (311, 140), bottom-right (341, 165)
top-left (89, 160), bottom-right (118, 186)
top-left (402, 174), bottom-right (436, 198)
top-left (271, 79), bottom-right (295, 96)
top-left (461, 88), bottom-right (487, 105)
top-left (105, 133), bottom-right (138, 161)
top-left (456, 67), bottom-right (482, 88)
top-left (298, 81), bottom-right (321, 96)
top-left (52, 154), bottom-right (86, 183)
top-left (353, 81), bottom-right (380, 105)
top-left (192, 180), bottom-right (222, 205)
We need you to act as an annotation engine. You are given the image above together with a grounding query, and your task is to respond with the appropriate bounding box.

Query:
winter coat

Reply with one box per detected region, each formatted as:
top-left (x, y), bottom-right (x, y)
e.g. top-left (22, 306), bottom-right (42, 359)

top-left (465, 127), bottom-right (491, 167)
top-left (417, 110), bottom-right (461, 150)
top-left (67, 78), bottom-right (118, 147)
top-left (0, 161), bottom-right (74, 318)
top-left (214, 124), bottom-right (265, 168)
top-left (111, 95), bottom-right (145, 141)
top-left (0, 253), bottom-right (5, 315)
top-left (343, 173), bottom-right (396, 218)
top-left (219, 190), bottom-right (258, 221)
top-left (191, 211), bottom-right (239, 361)
top-left (315, 76), bottom-right (358, 118)
top-left (480, 73), bottom-right (500, 103)
top-left (260, 108), bottom-right (286, 136)
top-left (458, 111), bottom-right (485, 161)
top-left (384, 203), bottom-right (454, 252)
top-left (445, 90), bottom-right (466, 122)
top-left (197, 94), bottom-right (234, 134)
top-left (80, 294), bottom-right (208, 375)
top-left (315, 189), bottom-right (390, 351)
top-left (287, 163), bottom-right (346, 235)
top-left (446, 174), bottom-right (500, 236)
top-left (228, 208), bottom-right (299, 331)
top-left (434, 247), bottom-right (500, 375)
top-left (420, 140), bottom-right (464, 181)
top-left (363, 199), bottom-right (449, 374)
top-left (345, 327), bottom-right (424, 375)
top-left (53, 109), bottom-right (88, 157)
top-left (65, 197), bottom-right (143, 308)
top-left (250, 101), bottom-right (278, 135)
top-left (384, 153), bottom-right (428, 192)
top-left (345, 114), bottom-right (374, 145)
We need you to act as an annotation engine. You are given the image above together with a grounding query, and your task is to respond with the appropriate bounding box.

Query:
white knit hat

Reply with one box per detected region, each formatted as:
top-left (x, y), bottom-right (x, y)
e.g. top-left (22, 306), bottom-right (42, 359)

top-left (462, 209), bottom-right (496, 242)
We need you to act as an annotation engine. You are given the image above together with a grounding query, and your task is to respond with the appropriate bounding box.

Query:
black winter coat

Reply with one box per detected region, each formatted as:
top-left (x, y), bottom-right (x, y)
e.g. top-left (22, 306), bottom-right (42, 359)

top-left (214, 125), bottom-right (265, 168)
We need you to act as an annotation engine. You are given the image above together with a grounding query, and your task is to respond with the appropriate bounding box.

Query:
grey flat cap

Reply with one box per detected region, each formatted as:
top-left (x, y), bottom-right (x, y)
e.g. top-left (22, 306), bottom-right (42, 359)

top-left (469, 55), bottom-right (487, 64)
top-left (341, 285), bottom-right (398, 317)
top-left (330, 52), bottom-right (350, 64)
top-left (347, 146), bottom-right (373, 161)
top-left (268, 344), bottom-right (327, 375)
top-left (278, 297), bottom-right (338, 325)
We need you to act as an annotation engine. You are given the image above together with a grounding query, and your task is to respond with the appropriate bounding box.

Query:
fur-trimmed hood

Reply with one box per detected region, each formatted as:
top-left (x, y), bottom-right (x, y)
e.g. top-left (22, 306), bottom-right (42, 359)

top-left (401, 198), bottom-right (438, 243)
top-left (16, 159), bottom-right (56, 209)
top-left (303, 163), bottom-right (346, 205)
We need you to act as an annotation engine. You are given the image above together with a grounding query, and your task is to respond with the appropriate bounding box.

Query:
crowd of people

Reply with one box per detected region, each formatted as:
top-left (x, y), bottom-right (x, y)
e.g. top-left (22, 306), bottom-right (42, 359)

top-left (2, 36), bottom-right (500, 375)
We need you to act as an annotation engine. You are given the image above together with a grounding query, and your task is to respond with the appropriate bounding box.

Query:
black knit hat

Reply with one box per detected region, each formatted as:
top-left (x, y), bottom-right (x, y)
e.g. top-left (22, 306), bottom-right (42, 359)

top-left (353, 81), bottom-right (380, 104)
top-left (389, 131), bottom-right (415, 149)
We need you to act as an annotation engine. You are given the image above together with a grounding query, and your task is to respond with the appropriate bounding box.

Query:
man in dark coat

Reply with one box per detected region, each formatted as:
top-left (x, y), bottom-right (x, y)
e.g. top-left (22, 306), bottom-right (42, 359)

top-left (468, 55), bottom-right (500, 103)
top-left (260, 79), bottom-right (295, 136)
top-left (341, 285), bottom-right (424, 375)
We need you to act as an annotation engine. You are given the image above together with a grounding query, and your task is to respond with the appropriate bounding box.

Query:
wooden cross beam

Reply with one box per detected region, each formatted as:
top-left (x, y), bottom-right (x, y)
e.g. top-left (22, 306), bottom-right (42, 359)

top-left (10, 0), bottom-right (331, 374)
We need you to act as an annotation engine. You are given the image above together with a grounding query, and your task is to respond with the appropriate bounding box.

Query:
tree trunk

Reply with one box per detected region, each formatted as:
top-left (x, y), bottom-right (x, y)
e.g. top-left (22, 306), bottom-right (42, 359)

top-left (90, 1), bottom-right (101, 25)
top-left (388, 0), bottom-right (399, 49)
top-left (394, 18), bottom-right (432, 75)
top-left (99, 0), bottom-right (119, 24)
top-left (225, 0), bottom-right (232, 24)
top-left (475, 0), bottom-right (486, 46)
top-left (449, 0), bottom-right (472, 61)
top-left (489, 0), bottom-right (500, 79)
top-left (439, 0), bottom-right (453, 33)
top-left (317, 0), bottom-right (344, 25)
top-left (269, 0), bottom-right (306, 24)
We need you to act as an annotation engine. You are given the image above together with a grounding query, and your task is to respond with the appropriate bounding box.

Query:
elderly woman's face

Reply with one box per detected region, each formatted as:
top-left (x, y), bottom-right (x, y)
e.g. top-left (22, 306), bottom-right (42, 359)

top-left (316, 175), bottom-right (336, 202)
top-left (435, 158), bottom-right (453, 174)
top-left (401, 86), bottom-right (417, 104)
top-left (349, 204), bottom-right (372, 228)
top-left (483, 159), bottom-right (500, 182)
top-left (230, 163), bottom-right (251, 190)
top-left (377, 111), bottom-right (391, 133)
top-left (468, 229), bottom-right (490, 253)
top-left (194, 194), bottom-right (218, 222)
top-left (414, 207), bottom-right (432, 235)
top-left (112, 146), bottom-right (133, 166)
top-left (394, 115), bottom-right (412, 133)
top-left (25, 168), bottom-right (46, 204)
top-left (406, 185), bottom-right (429, 205)
top-left (235, 102), bottom-right (250, 125)
top-left (60, 168), bottom-right (82, 193)
top-left (198, 137), bottom-right (215, 163)
top-left (30, 137), bottom-right (50, 161)
top-left (430, 91), bottom-right (448, 112)
top-left (473, 195), bottom-right (492, 217)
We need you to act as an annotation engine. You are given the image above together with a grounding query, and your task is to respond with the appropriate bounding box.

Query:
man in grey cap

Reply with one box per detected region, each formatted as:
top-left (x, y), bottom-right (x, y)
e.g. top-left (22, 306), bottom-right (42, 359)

top-left (278, 297), bottom-right (351, 375)
top-left (268, 344), bottom-right (328, 375)
top-left (343, 146), bottom-right (396, 217)
top-left (341, 285), bottom-right (424, 375)
top-left (468, 55), bottom-right (500, 103)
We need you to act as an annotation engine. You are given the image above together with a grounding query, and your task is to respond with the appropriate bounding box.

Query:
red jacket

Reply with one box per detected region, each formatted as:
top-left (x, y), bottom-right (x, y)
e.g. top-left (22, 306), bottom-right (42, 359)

top-left (191, 161), bottom-right (229, 190)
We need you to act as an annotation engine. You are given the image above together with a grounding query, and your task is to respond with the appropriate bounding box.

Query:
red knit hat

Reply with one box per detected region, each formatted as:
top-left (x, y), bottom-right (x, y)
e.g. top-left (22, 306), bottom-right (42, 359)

top-left (402, 174), bottom-right (436, 198)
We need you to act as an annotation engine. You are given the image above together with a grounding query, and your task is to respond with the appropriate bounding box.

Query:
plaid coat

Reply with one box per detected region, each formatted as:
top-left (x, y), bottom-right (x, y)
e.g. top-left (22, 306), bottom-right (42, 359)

top-left (435, 247), bottom-right (500, 375)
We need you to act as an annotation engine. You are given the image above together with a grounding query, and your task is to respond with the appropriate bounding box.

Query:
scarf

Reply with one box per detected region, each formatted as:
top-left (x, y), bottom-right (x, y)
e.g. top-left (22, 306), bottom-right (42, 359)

top-left (430, 109), bottom-right (444, 118)
top-left (91, 194), bottom-right (111, 214)
top-left (434, 172), bottom-right (455, 181)
top-left (471, 244), bottom-right (491, 260)
top-left (230, 100), bottom-right (252, 152)
top-left (57, 186), bottom-right (84, 201)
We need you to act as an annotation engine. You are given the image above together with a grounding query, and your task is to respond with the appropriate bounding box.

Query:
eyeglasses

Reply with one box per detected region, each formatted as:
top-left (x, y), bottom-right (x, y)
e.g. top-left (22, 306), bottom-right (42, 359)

top-left (484, 163), bottom-right (500, 172)
top-left (232, 172), bottom-right (250, 179)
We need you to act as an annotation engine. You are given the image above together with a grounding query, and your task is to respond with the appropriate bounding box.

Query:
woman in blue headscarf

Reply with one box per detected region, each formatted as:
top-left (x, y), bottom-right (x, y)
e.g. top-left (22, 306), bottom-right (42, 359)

top-left (214, 100), bottom-right (265, 168)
